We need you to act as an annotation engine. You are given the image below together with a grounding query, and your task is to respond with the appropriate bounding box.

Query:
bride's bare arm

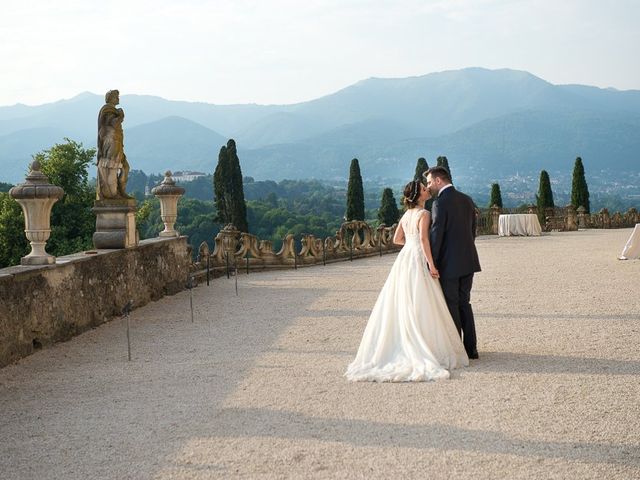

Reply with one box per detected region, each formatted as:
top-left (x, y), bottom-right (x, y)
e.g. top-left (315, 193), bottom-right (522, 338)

top-left (393, 221), bottom-right (405, 245)
top-left (418, 211), bottom-right (439, 278)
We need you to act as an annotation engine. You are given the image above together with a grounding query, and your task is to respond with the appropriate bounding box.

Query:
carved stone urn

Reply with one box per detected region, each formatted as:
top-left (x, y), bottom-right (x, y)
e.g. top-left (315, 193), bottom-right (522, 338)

top-left (151, 171), bottom-right (185, 237)
top-left (9, 160), bottom-right (64, 265)
top-left (220, 224), bottom-right (240, 256)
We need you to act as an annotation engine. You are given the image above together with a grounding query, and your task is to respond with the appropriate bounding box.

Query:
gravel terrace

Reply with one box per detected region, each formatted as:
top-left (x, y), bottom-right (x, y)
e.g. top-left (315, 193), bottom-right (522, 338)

top-left (1, 228), bottom-right (639, 479)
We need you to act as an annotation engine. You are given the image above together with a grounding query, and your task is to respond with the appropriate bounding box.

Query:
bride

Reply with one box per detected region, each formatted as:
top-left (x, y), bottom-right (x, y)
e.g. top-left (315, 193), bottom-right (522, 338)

top-left (345, 180), bottom-right (469, 382)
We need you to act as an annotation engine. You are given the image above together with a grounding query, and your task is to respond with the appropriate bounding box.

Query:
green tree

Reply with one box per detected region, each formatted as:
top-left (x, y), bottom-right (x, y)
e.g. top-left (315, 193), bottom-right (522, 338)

top-left (127, 169), bottom-right (149, 202)
top-left (436, 156), bottom-right (452, 183)
top-left (570, 156), bottom-right (590, 214)
top-left (0, 182), bottom-right (13, 193)
top-left (414, 157), bottom-right (429, 182)
top-left (377, 188), bottom-right (400, 226)
top-left (489, 183), bottom-right (503, 208)
top-left (346, 158), bottom-right (365, 221)
top-left (135, 198), bottom-right (155, 226)
top-left (182, 174), bottom-right (213, 201)
top-left (264, 191), bottom-right (279, 208)
top-left (214, 144), bottom-right (230, 224)
top-left (34, 139), bottom-right (96, 256)
top-left (0, 192), bottom-right (28, 268)
top-left (213, 139), bottom-right (248, 232)
top-left (226, 139), bottom-right (248, 232)
top-left (536, 170), bottom-right (555, 223)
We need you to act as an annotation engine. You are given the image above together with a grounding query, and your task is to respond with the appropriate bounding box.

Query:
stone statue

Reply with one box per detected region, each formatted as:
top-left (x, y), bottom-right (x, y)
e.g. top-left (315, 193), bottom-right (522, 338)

top-left (96, 90), bottom-right (130, 200)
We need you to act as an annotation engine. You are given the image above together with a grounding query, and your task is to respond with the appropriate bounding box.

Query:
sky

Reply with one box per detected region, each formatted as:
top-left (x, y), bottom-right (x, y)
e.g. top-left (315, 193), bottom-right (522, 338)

top-left (1, 0), bottom-right (639, 107)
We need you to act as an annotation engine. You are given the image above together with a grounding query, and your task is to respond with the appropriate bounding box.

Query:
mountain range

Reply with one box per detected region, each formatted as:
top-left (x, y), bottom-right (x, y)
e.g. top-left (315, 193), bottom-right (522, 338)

top-left (1, 67), bottom-right (639, 186)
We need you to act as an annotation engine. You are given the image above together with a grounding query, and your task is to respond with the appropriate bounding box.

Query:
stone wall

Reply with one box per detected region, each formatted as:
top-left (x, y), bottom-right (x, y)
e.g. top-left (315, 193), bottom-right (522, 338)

top-left (0, 237), bottom-right (191, 367)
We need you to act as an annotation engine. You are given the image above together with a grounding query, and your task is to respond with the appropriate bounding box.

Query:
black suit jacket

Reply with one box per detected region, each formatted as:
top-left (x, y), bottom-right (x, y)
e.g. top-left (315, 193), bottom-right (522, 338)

top-left (430, 186), bottom-right (481, 279)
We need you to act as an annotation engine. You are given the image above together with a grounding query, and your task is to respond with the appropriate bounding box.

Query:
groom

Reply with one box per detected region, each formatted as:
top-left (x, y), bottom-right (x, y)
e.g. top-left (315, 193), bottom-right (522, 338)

top-left (424, 166), bottom-right (481, 359)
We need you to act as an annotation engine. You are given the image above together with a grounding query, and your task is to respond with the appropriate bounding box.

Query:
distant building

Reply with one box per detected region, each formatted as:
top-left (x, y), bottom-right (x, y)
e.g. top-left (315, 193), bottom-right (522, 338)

top-left (172, 171), bottom-right (206, 182)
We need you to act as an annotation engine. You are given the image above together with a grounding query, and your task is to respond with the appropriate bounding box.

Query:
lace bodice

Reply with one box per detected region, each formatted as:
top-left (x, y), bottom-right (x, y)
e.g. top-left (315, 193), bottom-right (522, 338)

top-left (401, 208), bottom-right (428, 239)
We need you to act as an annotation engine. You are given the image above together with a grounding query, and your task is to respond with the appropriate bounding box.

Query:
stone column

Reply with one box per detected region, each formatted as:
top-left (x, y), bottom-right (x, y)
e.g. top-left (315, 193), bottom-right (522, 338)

top-left (9, 161), bottom-right (64, 265)
top-left (600, 208), bottom-right (611, 229)
top-left (566, 204), bottom-right (578, 231)
top-left (152, 171), bottom-right (185, 237)
top-left (544, 207), bottom-right (554, 231)
top-left (490, 205), bottom-right (501, 235)
top-left (577, 206), bottom-right (587, 229)
top-left (376, 225), bottom-right (386, 247)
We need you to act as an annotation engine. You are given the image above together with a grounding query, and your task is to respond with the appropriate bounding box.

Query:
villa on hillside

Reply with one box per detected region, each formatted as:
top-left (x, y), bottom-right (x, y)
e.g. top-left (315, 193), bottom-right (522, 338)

top-left (172, 171), bottom-right (206, 182)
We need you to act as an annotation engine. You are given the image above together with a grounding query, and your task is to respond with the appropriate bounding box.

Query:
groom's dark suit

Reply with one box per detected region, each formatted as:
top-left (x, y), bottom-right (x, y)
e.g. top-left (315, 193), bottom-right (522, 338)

top-left (430, 186), bottom-right (481, 357)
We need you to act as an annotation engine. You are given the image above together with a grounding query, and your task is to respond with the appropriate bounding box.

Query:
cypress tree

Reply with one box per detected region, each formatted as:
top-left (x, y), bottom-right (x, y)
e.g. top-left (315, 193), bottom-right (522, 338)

top-left (226, 139), bottom-right (248, 232)
top-left (346, 158), bottom-right (365, 221)
top-left (570, 156), bottom-right (590, 214)
top-left (213, 139), bottom-right (248, 232)
top-left (213, 144), bottom-right (231, 225)
top-left (414, 157), bottom-right (429, 182)
top-left (489, 183), bottom-right (503, 208)
top-left (377, 188), bottom-right (400, 226)
top-left (416, 157), bottom-right (436, 212)
top-left (436, 156), bottom-right (452, 183)
top-left (536, 170), bottom-right (555, 223)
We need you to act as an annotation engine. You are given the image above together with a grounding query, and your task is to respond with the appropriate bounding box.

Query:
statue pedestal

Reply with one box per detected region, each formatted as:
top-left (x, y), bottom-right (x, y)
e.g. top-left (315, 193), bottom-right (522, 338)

top-left (92, 199), bottom-right (139, 249)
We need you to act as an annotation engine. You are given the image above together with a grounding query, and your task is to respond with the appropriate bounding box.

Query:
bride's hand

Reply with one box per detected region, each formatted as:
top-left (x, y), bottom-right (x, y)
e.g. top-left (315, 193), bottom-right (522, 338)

top-left (429, 264), bottom-right (440, 278)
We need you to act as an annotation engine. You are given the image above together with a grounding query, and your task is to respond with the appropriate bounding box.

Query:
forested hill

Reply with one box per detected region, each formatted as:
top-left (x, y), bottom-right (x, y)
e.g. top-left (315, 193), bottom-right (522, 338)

top-left (1, 67), bottom-right (639, 184)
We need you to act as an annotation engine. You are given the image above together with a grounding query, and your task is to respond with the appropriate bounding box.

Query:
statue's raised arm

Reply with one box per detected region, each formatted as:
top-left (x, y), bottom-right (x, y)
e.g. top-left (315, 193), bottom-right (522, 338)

top-left (96, 90), bottom-right (130, 200)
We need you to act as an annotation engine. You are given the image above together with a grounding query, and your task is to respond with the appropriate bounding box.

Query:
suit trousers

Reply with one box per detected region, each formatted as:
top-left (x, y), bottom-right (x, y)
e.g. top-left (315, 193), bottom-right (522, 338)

top-left (439, 273), bottom-right (477, 355)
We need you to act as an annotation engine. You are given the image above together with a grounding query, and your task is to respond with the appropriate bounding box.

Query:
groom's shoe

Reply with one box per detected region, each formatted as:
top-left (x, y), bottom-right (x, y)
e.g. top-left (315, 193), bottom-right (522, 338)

top-left (467, 350), bottom-right (479, 359)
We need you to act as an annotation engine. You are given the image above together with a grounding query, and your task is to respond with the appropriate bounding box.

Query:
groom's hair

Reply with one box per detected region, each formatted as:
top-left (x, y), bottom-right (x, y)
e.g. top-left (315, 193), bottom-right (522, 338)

top-left (424, 166), bottom-right (452, 184)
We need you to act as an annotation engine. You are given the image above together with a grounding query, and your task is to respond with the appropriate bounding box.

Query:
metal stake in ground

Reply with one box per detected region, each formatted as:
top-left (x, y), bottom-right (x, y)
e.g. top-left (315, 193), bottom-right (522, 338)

top-left (235, 264), bottom-right (238, 296)
top-left (206, 255), bottom-right (210, 286)
top-left (122, 300), bottom-right (133, 361)
top-left (186, 274), bottom-right (195, 322)
top-left (350, 236), bottom-right (353, 261)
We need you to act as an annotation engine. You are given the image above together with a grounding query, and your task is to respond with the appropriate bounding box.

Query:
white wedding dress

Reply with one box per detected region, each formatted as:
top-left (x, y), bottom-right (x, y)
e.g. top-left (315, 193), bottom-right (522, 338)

top-left (345, 208), bottom-right (469, 382)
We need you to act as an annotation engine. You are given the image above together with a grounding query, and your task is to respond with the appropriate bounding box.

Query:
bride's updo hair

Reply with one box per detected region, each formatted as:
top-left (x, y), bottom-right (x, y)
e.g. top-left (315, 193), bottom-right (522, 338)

top-left (402, 180), bottom-right (422, 208)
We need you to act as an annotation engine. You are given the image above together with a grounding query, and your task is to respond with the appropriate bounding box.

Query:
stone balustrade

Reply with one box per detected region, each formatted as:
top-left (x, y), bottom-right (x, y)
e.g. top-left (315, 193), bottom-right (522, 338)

top-left (192, 220), bottom-right (400, 276)
top-left (480, 205), bottom-right (639, 233)
top-left (565, 207), bottom-right (638, 230)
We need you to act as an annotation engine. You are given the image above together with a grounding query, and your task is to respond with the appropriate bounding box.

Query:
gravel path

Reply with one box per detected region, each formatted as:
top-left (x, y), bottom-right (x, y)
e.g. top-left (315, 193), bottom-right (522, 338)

top-left (1, 229), bottom-right (639, 479)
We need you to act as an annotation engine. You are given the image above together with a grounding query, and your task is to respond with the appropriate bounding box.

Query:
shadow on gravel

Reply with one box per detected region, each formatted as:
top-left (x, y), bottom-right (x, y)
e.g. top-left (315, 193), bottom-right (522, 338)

top-left (473, 351), bottom-right (640, 375)
top-left (211, 407), bottom-right (639, 467)
top-left (299, 309), bottom-right (372, 318)
top-left (0, 284), bottom-right (330, 479)
top-left (476, 312), bottom-right (640, 321)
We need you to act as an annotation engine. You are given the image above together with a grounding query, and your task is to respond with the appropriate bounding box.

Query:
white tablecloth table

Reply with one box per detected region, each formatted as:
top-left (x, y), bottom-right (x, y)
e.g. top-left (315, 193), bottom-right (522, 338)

top-left (498, 214), bottom-right (542, 236)
top-left (619, 224), bottom-right (640, 260)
